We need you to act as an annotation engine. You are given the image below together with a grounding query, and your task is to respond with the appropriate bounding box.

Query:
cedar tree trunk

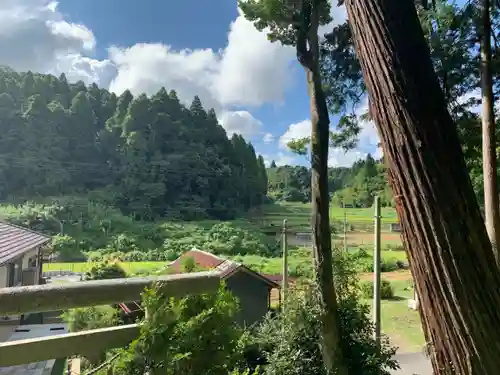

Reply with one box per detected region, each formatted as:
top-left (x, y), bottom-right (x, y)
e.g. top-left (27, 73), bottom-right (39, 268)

top-left (480, 0), bottom-right (500, 264)
top-left (296, 2), bottom-right (347, 373)
top-left (345, 0), bottom-right (500, 373)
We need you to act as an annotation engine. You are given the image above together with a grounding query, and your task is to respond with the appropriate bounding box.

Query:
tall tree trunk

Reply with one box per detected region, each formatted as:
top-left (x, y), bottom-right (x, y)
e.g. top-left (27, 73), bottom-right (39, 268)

top-left (297, 3), bottom-right (348, 374)
top-left (308, 65), bottom-right (347, 374)
top-left (480, 0), bottom-right (500, 265)
top-left (345, 0), bottom-right (500, 374)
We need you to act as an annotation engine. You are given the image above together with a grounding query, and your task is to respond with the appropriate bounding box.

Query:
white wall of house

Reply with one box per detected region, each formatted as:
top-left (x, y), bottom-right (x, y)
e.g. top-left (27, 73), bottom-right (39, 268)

top-left (0, 265), bottom-right (7, 288)
top-left (22, 248), bottom-right (38, 269)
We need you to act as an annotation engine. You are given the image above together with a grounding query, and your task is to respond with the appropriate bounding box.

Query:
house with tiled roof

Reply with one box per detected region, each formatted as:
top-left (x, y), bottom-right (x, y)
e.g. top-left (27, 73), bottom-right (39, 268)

top-left (0, 221), bottom-right (51, 290)
top-left (119, 248), bottom-right (281, 327)
top-left (169, 248), bottom-right (280, 326)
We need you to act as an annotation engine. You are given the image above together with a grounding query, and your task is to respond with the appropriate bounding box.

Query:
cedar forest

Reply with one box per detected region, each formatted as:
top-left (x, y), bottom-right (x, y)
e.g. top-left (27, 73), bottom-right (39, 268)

top-left (2, 0), bottom-right (500, 374)
top-left (0, 67), bottom-right (267, 221)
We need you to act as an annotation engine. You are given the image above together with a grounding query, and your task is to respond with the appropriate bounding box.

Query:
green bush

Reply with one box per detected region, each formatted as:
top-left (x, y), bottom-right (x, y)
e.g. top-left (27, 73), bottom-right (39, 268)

top-left (62, 305), bottom-right (119, 333)
top-left (52, 234), bottom-right (86, 262)
top-left (245, 248), bottom-right (398, 375)
top-left (360, 280), bottom-right (395, 300)
top-left (350, 249), bottom-right (403, 273)
top-left (85, 261), bottom-right (127, 280)
top-left (112, 286), bottom-right (243, 375)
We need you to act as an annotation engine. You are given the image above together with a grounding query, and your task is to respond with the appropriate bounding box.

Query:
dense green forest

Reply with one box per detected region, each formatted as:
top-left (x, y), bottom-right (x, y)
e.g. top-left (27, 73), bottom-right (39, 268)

top-left (0, 67), bottom-right (267, 220)
top-left (267, 155), bottom-right (393, 207)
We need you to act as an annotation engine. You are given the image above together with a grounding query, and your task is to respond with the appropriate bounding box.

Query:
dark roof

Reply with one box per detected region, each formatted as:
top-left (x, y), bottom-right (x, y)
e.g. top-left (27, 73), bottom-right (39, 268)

top-left (0, 222), bottom-right (51, 265)
top-left (169, 248), bottom-right (279, 288)
top-left (260, 273), bottom-right (297, 285)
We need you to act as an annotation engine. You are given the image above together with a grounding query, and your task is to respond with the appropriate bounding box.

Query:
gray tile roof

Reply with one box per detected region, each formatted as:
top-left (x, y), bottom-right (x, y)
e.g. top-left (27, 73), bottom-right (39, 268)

top-left (0, 222), bottom-right (51, 265)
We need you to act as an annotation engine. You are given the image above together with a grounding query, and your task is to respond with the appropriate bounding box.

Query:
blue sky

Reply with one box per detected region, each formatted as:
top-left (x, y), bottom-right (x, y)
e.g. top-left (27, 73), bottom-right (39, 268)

top-left (1, 0), bottom-right (380, 167)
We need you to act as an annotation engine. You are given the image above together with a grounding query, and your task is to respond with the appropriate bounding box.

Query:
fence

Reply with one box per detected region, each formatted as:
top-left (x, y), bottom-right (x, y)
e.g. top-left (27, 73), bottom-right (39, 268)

top-left (0, 271), bottom-right (220, 367)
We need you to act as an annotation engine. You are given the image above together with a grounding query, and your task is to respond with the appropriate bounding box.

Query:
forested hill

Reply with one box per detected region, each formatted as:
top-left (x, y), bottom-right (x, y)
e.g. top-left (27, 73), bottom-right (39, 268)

top-left (267, 155), bottom-right (393, 207)
top-left (0, 67), bottom-right (267, 220)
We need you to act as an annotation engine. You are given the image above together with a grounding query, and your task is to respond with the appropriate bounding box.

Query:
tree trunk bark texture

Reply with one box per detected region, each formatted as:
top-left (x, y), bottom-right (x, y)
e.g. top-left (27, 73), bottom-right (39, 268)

top-left (480, 0), bottom-right (500, 265)
top-left (308, 66), bottom-right (347, 375)
top-left (345, 0), bottom-right (500, 374)
top-left (304, 5), bottom-right (348, 374)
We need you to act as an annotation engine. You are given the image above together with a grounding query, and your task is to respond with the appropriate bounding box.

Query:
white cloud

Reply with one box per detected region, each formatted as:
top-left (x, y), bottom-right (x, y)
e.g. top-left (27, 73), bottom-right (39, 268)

top-left (219, 111), bottom-right (263, 137)
top-left (279, 98), bottom-right (382, 167)
top-left (0, 1), bottom-right (299, 138)
top-left (353, 97), bottom-right (382, 159)
top-left (279, 120), bottom-right (311, 149)
top-left (0, 0), bottom-right (109, 81)
top-left (108, 44), bottom-right (220, 109)
top-left (263, 132), bottom-right (275, 144)
top-left (104, 11), bottom-right (297, 136)
top-left (50, 54), bottom-right (117, 88)
top-left (213, 14), bottom-right (295, 107)
top-left (262, 152), bottom-right (296, 167)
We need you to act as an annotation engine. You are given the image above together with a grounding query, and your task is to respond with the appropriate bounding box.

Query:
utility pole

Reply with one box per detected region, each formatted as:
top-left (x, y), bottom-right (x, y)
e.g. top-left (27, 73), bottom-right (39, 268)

top-left (281, 219), bottom-right (288, 310)
top-left (373, 196), bottom-right (381, 352)
top-left (343, 202), bottom-right (348, 252)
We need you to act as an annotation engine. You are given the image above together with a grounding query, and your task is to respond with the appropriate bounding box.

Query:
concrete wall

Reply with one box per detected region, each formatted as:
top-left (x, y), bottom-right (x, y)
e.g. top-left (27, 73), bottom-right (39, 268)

top-left (0, 265), bottom-right (6, 288)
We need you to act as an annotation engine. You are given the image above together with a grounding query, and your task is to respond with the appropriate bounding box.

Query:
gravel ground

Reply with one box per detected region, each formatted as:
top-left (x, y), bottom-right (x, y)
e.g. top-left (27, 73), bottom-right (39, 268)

top-left (391, 352), bottom-right (432, 375)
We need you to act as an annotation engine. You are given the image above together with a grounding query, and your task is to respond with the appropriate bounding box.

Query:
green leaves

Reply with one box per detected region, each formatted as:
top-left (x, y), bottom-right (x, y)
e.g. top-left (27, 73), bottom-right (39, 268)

top-left (0, 67), bottom-right (268, 220)
top-left (113, 286), bottom-right (242, 375)
top-left (239, 0), bottom-right (333, 47)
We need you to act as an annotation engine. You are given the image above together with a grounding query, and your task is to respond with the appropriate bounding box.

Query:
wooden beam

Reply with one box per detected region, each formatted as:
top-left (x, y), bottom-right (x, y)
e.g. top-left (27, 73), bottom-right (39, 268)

top-left (0, 324), bottom-right (141, 367)
top-left (0, 271), bottom-right (221, 315)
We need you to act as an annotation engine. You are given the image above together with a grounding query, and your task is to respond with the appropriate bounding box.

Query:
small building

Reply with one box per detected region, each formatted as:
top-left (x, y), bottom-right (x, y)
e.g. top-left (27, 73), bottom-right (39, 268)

top-left (0, 222), bottom-right (51, 323)
top-left (0, 222), bottom-right (51, 289)
top-left (168, 249), bottom-right (280, 326)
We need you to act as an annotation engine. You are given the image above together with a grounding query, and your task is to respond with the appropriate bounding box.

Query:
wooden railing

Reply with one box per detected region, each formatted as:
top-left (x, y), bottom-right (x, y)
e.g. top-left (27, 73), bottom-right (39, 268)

top-left (0, 271), bottom-right (221, 367)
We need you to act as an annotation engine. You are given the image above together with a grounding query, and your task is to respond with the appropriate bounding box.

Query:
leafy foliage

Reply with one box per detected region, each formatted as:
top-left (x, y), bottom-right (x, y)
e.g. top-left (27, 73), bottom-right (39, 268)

top-left (0, 200), bottom-right (278, 261)
top-left (268, 154), bottom-right (393, 207)
top-left (246, 249), bottom-right (398, 375)
top-left (85, 261), bottom-right (127, 280)
top-left (360, 280), bottom-right (395, 300)
top-left (113, 286), bottom-right (243, 375)
top-left (62, 305), bottom-right (120, 333)
top-left (0, 69), bottom-right (267, 220)
top-left (322, 0), bottom-right (500, 204)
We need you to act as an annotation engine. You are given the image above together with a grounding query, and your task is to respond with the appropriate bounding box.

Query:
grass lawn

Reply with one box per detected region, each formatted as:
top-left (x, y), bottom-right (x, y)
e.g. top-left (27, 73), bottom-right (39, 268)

top-left (361, 270), bottom-right (425, 353)
top-left (43, 249), bottom-right (407, 276)
top-left (43, 261), bottom-right (166, 274)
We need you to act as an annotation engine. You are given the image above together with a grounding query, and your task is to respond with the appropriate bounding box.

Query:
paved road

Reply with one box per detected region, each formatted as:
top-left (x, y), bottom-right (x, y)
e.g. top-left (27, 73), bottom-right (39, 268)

top-left (391, 353), bottom-right (432, 375)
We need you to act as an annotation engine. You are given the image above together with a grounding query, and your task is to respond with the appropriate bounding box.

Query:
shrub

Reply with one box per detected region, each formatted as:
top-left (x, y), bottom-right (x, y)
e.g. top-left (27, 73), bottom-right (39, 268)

top-left (62, 305), bottom-right (119, 333)
top-left (52, 234), bottom-right (86, 262)
top-left (350, 249), bottom-right (401, 273)
top-left (85, 261), bottom-right (127, 280)
top-left (246, 248), bottom-right (398, 375)
top-left (62, 305), bottom-right (121, 372)
top-left (204, 222), bottom-right (278, 256)
top-left (112, 286), bottom-right (243, 375)
top-left (360, 280), bottom-right (395, 300)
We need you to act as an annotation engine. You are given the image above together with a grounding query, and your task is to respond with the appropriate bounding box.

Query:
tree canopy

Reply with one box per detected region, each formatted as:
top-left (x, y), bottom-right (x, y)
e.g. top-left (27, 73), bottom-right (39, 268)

top-left (267, 155), bottom-right (392, 207)
top-left (0, 67), bottom-right (267, 220)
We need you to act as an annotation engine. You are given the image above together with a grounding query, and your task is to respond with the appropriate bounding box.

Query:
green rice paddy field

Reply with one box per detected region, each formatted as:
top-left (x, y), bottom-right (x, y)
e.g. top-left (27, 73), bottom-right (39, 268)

top-left (251, 202), bottom-right (398, 231)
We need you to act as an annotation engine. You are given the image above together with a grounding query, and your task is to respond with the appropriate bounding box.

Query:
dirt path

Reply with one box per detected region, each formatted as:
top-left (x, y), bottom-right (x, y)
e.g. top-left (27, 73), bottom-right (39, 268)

top-left (359, 270), bottom-right (412, 281)
top-left (391, 352), bottom-right (431, 375)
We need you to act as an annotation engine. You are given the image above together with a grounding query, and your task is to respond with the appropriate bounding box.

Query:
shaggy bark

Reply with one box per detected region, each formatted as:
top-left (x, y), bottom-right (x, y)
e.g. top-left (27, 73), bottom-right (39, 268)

top-left (345, 0), bottom-right (500, 373)
top-left (479, 0), bottom-right (500, 265)
top-left (296, 1), bottom-right (347, 373)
